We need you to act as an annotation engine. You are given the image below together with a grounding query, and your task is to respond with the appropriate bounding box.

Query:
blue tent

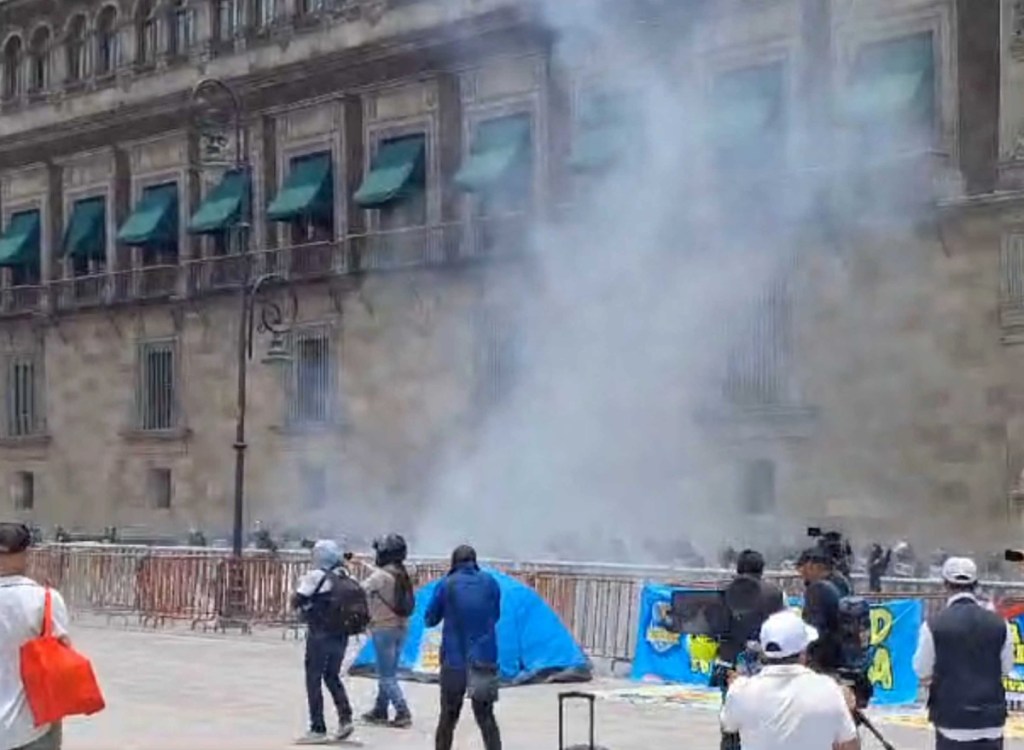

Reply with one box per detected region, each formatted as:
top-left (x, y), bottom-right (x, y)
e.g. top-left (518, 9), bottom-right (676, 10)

top-left (350, 569), bottom-right (592, 685)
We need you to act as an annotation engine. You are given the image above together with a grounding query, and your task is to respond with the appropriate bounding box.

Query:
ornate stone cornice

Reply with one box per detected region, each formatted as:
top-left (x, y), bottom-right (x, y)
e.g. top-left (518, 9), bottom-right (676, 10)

top-left (0, 5), bottom-right (542, 168)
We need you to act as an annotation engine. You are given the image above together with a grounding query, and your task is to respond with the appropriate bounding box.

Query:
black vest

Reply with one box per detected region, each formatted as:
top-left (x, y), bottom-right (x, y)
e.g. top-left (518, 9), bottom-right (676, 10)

top-left (928, 598), bottom-right (1007, 729)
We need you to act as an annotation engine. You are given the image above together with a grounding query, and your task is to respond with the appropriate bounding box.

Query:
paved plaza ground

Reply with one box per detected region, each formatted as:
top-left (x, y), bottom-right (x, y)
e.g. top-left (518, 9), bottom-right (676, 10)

top-left (59, 623), bottom-right (1023, 750)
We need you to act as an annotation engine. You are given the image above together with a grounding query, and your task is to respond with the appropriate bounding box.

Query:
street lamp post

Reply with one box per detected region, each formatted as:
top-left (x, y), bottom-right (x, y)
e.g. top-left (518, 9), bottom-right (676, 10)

top-left (189, 78), bottom-right (297, 625)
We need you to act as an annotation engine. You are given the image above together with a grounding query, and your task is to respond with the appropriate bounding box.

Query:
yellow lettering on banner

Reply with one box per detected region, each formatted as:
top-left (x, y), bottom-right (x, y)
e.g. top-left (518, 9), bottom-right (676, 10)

top-left (690, 656), bottom-right (712, 674)
top-left (868, 647), bottom-right (894, 690)
top-left (870, 607), bottom-right (894, 647)
top-left (1010, 623), bottom-right (1024, 666)
top-left (1005, 675), bottom-right (1024, 694)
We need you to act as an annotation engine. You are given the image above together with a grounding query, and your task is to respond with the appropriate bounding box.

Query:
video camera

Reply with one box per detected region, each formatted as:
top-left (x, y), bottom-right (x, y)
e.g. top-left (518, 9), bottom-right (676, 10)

top-left (808, 527), bottom-right (853, 577)
top-left (1005, 549), bottom-right (1024, 563)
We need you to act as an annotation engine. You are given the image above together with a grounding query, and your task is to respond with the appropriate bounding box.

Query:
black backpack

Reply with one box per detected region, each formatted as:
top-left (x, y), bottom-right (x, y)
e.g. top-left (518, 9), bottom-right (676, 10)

top-left (389, 565), bottom-right (416, 618)
top-left (320, 570), bottom-right (370, 636)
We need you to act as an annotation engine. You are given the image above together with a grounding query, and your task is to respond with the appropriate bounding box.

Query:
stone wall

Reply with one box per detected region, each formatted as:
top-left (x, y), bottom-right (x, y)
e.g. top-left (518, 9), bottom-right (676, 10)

top-left (1, 269), bottom-right (485, 539)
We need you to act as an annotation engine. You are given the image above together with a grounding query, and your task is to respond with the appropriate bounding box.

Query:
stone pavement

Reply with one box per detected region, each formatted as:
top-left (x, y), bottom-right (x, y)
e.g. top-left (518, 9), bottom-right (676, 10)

top-left (60, 624), bottom-right (1017, 750)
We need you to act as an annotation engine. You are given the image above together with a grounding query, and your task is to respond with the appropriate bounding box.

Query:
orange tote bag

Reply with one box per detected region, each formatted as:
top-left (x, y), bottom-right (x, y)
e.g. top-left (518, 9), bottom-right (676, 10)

top-left (19, 589), bottom-right (105, 726)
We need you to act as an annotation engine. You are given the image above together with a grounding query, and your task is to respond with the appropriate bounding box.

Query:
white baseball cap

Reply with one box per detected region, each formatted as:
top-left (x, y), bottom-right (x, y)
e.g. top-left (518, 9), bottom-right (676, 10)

top-left (759, 610), bottom-right (819, 660)
top-left (941, 556), bottom-right (978, 585)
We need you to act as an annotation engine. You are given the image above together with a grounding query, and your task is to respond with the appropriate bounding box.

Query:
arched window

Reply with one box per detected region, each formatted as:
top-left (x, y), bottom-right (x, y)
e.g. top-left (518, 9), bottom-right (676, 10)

top-left (27, 27), bottom-right (50, 93)
top-left (96, 6), bottom-right (119, 76)
top-left (66, 15), bottom-right (87, 83)
top-left (168, 0), bottom-right (194, 57)
top-left (136, 0), bottom-right (156, 66)
top-left (2, 36), bottom-right (21, 99)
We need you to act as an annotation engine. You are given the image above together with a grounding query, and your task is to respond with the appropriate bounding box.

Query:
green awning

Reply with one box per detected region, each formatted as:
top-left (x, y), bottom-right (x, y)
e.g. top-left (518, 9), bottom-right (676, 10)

top-left (63, 197), bottom-right (106, 260)
top-left (455, 115), bottom-right (531, 193)
top-left (354, 135), bottom-right (425, 208)
top-left (569, 126), bottom-right (628, 172)
top-left (267, 153), bottom-right (333, 222)
top-left (117, 183), bottom-right (179, 246)
top-left (0, 210), bottom-right (40, 267)
top-left (188, 170), bottom-right (248, 234)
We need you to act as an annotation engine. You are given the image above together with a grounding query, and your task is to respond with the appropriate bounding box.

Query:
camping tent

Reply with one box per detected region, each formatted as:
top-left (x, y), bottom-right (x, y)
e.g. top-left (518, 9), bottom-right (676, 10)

top-left (350, 569), bottom-right (592, 684)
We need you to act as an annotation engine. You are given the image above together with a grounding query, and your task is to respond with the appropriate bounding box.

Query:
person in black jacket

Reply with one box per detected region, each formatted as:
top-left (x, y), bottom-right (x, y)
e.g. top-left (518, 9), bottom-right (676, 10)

top-left (867, 544), bottom-right (891, 594)
top-left (717, 549), bottom-right (785, 750)
top-left (913, 557), bottom-right (1013, 750)
top-left (797, 547), bottom-right (843, 673)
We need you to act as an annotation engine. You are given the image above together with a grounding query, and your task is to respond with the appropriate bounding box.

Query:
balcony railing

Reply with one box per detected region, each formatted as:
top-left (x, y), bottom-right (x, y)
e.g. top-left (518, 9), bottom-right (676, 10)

top-left (0, 217), bottom-right (531, 317)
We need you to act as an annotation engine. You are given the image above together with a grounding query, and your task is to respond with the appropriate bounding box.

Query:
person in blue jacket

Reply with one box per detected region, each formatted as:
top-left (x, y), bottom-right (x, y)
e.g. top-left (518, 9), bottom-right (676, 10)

top-left (424, 544), bottom-right (502, 750)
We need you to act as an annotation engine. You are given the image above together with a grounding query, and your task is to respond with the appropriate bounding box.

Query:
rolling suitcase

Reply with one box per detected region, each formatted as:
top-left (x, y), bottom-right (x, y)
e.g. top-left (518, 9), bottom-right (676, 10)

top-left (558, 691), bottom-right (609, 750)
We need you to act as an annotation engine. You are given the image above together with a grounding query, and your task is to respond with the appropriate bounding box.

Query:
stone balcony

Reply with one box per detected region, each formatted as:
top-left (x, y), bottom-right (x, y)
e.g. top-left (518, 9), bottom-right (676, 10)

top-left (0, 214), bottom-right (529, 318)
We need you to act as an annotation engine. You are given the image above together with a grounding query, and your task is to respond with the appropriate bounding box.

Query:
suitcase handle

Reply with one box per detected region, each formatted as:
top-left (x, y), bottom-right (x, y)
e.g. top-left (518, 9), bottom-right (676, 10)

top-left (558, 691), bottom-right (595, 750)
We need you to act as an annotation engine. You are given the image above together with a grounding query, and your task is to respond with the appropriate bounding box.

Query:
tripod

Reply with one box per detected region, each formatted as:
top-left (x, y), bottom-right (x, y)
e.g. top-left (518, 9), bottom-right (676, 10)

top-left (854, 707), bottom-right (897, 750)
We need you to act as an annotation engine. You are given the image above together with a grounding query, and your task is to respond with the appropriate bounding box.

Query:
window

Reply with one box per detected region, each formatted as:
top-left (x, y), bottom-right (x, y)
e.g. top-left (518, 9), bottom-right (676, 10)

top-left (723, 277), bottom-right (790, 406)
top-left (27, 28), bottom-right (49, 93)
top-left (168, 1), bottom-right (194, 57)
top-left (136, 0), bottom-right (157, 66)
top-left (847, 32), bottom-right (935, 151)
top-left (740, 460), bottom-right (775, 515)
top-left (147, 467), bottom-right (172, 509)
top-left (135, 340), bottom-right (177, 431)
top-left (4, 352), bottom-right (44, 438)
top-left (300, 465), bottom-right (327, 509)
top-left (215, 0), bottom-right (238, 43)
top-left (456, 115), bottom-right (533, 217)
top-left (2, 36), bottom-right (20, 99)
top-left (474, 307), bottom-right (519, 407)
top-left (296, 0), bottom-right (325, 18)
top-left (12, 471), bottom-right (34, 510)
top-left (65, 16), bottom-right (87, 82)
top-left (96, 7), bottom-right (119, 75)
top-left (288, 327), bottom-right (333, 426)
top-left (711, 63), bottom-right (785, 173)
top-left (253, 0), bottom-right (277, 28)
top-left (1003, 233), bottom-right (1024, 312)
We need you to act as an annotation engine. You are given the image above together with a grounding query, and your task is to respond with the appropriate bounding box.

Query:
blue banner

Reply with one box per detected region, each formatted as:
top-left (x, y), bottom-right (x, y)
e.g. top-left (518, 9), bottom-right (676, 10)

top-left (997, 603), bottom-right (1024, 697)
top-left (630, 584), bottom-right (923, 706)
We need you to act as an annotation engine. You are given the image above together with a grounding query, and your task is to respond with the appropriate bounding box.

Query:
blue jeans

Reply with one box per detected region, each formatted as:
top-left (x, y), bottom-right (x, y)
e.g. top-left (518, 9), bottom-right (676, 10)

top-left (372, 627), bottom-right (410, 717)
top-left (305, 631), bottom-right (352, 734)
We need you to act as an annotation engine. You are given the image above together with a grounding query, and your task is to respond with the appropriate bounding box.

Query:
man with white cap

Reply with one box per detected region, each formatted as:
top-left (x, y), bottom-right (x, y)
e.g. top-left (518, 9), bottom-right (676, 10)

top-left (721, 610), bottom-right (859, 750)
top-left (913, 556), bottom-right (1013, 750)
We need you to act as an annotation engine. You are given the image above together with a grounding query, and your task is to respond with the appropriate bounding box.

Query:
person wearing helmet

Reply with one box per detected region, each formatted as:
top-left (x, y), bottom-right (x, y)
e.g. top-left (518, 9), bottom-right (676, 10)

top-left (361, 534), bottom-right (415, 728)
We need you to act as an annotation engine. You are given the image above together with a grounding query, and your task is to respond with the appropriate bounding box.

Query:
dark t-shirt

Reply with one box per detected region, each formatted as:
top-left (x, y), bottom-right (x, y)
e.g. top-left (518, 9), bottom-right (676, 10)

top-left (804, 578), bottom-right (842, 671)
top-left (719, 575), bottom-right (785, 664)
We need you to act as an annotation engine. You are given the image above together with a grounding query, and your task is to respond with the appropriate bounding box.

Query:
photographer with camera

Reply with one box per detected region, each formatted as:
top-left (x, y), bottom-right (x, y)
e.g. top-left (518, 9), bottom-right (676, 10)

top-left (721, 610), bottom-right (860, 750)
top-left (797, 547), bottom-right (843, 674)
top-left (361, 534), bottom-right (416, 729)
top-left (716, 550), bottom-right (786, 750)
top-left (913, 557), bottom-right (1013, 750)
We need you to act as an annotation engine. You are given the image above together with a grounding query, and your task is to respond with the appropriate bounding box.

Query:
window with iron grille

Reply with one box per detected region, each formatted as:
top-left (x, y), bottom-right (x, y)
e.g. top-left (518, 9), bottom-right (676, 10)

top-left (722, 277), bottom-right (790, 407)
top-left (288, 327), bottom-right (334, 426)
top-left (474, 308), bottom-right (519, 407)
top-left (1002, 233), bottom-right (1024, 312)
top-left (135, 340), bottom-right (178, 431)
top-left (4, 352), bottom-right (45, 438)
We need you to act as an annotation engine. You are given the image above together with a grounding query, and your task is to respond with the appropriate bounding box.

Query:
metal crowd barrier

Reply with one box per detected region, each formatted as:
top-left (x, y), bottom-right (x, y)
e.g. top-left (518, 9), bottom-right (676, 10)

top-left (24, 545), bottom-right (1024, 663)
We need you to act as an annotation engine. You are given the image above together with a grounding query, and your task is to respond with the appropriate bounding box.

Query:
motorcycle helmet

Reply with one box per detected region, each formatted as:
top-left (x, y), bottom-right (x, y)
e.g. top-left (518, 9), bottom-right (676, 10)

top-left (373, 533), bottom-right (408, 567)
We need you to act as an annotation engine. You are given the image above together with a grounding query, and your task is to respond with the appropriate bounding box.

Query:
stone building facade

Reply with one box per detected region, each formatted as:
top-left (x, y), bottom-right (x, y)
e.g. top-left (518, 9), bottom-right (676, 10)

top-left (0, 0), bottom-right (1020, 551)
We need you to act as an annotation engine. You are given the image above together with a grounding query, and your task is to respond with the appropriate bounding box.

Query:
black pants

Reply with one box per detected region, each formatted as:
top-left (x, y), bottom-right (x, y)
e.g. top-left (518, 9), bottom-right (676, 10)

top-left (935, 733), bottom-right (1003, 750)
top-left (305, 631), bottom-right (352, 734)
top-left (435, 667), bottom-right (501, 750)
